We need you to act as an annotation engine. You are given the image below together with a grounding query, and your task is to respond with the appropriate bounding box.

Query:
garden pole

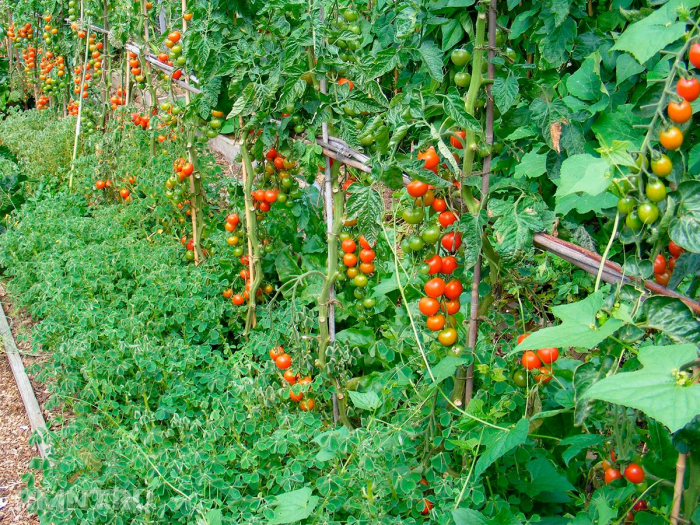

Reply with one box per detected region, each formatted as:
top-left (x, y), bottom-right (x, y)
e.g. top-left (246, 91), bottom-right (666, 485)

top-left (68, 23), bottom-right (91, 190)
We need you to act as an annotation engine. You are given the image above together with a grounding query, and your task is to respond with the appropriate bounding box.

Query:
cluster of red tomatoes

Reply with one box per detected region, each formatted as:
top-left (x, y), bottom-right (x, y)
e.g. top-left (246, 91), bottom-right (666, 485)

top-left (109, 87), bottom-right (126, 111)
top-left (515, 333), bottom-right (558, 386)
top-left (38, 50), bottom-right (65, 94)
top-left (602, 452), bottom-right (647, 522)
top-left (6, 22), bottom-right (33, 43)
top-left (339, 234), bottom-right (376, 294)
top-left (418, 268), bottom-right (463, 348)
top-left (269, 346), bottom-right (315, 411)
top-left (251, 187), bottom-right (281, 213)
top-left (130, 112), bottom-right (151, 130)
top-left (20, 44), bottom-right (37, 73)
top-left (256, 148), bottom-right (302, 210)
top-left (72, 64), bottom-right (93, 99)
top-left (67, 99), bottom-right (80, 116)
top-left (403, 179), bottom-right (462, 254)
top-left (653, 240), bottom-right (685, 286)
top-left (36, 95), bottom-right (50, 111)
top-left (128, 51), bottom-right (146, 85)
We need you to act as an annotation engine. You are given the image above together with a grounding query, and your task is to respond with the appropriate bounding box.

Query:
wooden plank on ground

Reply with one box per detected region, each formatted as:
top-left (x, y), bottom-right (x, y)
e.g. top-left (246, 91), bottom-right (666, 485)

top-left (0, 305), bottom-right (50, 459)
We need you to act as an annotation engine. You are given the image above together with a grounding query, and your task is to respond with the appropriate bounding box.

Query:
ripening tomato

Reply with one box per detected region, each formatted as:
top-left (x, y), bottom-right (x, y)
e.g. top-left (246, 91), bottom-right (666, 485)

top-left (338, 77), bottom-right (354, 90)
top-left (653, 254), bottom-right (667, 274)
top-left (168, 30), bottom-right (181, 43)
top-left (668, 256), bottom-right (676, 271)
top-left (426, 314), bottom-right (446, 331)
top-left (425, 254), bottom-right (443, 275)
top-left (299, 398), bottom-right (315, 411)
top-left (438, 211), bottom-right (458, 228)
top-left (437, 327), bottom-right (457, 346)
top-left (95, 179), bottom-right (106, 189)
top-left (534, 367), bottom-right (552, 384)
top-left (225, 222), bottom-right (235, 232)
top-left (677, 77), bottom-right (700, 102)
top-left (232, 294), bottom-right (244, 305)
top-left (289, 389), bottom-right (304, 402)
top-left (419, 297), bottom-right (440, 316)
top-left (659, 126), bottom-right (684, 150)
top-left (668, 99), bottom-right (693, 123)
top-left (690, 43), bottom-right (700, 68)
top-left (432, 198), bottom-right (447, 212)
top-left (424, 277), bottom-right (446, 298)
top-left (638, 202), bottom-right (659, 224)
top-left (275, 353), bottom-right (292, 370)
top-left (441, 232), bottom-right (462, 252)
top-left (343, 253), bottom-right (358, 267)
top-left (223, 288), bottom-right (233, 299)
top-left (359, 262), bottom-right (375, 274)
top-left (120, 188), bottom-right (130, 199)
top-left (669, 240), bottom-right (684, 258)
top-left (450, 130), bottom-right (466, 149)
top-left (536, 347), bottom-right (559, 364)
top-left (440, 256), bottom-right (458, 274)
top-left (341, 239), bottom-right (357, 253)
top-left (359, 235), bottom-right (373, 249)
top-left (521, 350), bottom-right (542, 370)
top-left (407, 179), bottom-right (429, 198)
top-left (650, 154), bottom-right (672, 177)
top-left (605, 468), bottom-right (622, 484)
top-left (517, 333), bottom-right (530, 345)
top-left (443, 279), bottom-right (463, 300)
top-left (269, 345), bottom-right (285, 360)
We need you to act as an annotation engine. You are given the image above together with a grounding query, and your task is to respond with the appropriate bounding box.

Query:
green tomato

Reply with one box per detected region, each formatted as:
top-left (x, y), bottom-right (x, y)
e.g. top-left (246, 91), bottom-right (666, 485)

top-left (176, 56), bottom-right (186, 66)
top-left (512, 369), bottom-right (527, 387)
top-left (276, 193), bottom-right (288, 203)
top-left (294, 124), bottom-right (305, 134)
top-left (617, 196), bottom-right (636, 215)
top-left (360, 134), bottom-right (375, 146)
top-left (362, 297), bottom-right (376, 309)
top-left (638, 202), bottom-right (659, 224)
top-left (342, 8), bottom-right (359, 21)
top-left (408, 235), bottom-right (425, 252)
top-left (625, 210), bottom-right (643, 231)
top-left (233, 247), bottom-right (244, 257)
top-left (402, 207), bottom-right (424, 225)
top-left (645, 180), bottom-right (667, 202)
top-left (454, 71), bottom-right (471, 88)
top-left (209, 119), bottom-right (222, 130)
top-left (185, 249), bottom-right (195, 261)
top-left (418, 262), bottom-right (430, 275)
top-left (400, 238), bottom-right (413, 253)
top-left (353, 274), bottom-right (369, 287)
top-left (450, 49), bottom-right (471, 66)
top-left (354, 288), bottom-right (365, 299)
top-left (447, 345), bottom-right (465, 358)
top-left (421, 225), bottom-right (441, 245)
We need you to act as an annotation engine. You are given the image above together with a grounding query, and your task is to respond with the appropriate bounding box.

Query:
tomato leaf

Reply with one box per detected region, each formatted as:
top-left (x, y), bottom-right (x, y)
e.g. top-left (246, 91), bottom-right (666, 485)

top-left (668, 253), bottom-right (700, 290)
top-left (471, 419), bottom-right (529, 481)
top-left (584, 344), bottom-right (700, 433)
top-left (513, 458), bottom-right (575, 498)
top-left (515, 289), bottom-right (624, 352)
top-left (513, 150), bottom-right (547, 179)
top-left (345, 185), bottom-right (384, 244)
top-left (429, 355), bottom-right (471, 385)
top-left (443, 90), bottom-right (481, 132)
top-left (492, 73), bottom-right (519, 115)
top-left (637, 296), bottom-right (700, 345)
top-left (558, 434), bottom-right (607, 466)
top-left (670, 181), bottom-right (700, 254)
top-left (418, 40), bottom-right (444, 82)
top-left (555, 154), bottom-right (611, 198)
top-left (269, 487), bottom-right (319, 524)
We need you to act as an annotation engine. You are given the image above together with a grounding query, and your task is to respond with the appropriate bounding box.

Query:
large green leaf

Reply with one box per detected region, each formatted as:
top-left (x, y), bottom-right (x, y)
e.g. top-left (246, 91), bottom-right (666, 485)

top-left (584, 344), bottom-right (700, 432)
top-left (489, 195), bottom-right (553, 259)
top-left (513, 150), bottom-right (547, 179)
top-left (669, 181), bottom-right (700, 254)
top-left (555, 154), bottom-right (611, 198)
top-left (566, 52), bottom-right (605, 101)
top-left (493, 74), bottom-right (519, 114)
top-left (637, 296), bottom-right (700, 345)
top-left (472, 419), bottom-right (529, 480)
top-left (418, 40), bottom-right (445, 82)
top-left (512, 458), bottom-right (575, 498)
top-left (270, 487), bottom-right (319, 524)
top-left (345, 185), bottom-right (384, 245)
top-left (452, 509), bottom-right (492, 525)
top-left (514, 289), bottom-right (624, 352)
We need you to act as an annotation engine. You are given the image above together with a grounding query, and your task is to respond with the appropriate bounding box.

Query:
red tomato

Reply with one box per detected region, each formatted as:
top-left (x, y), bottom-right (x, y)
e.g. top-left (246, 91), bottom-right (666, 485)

top-left (283, 369), bottom-right (297, 385)
top-left (690, 43), bottom-right (700, 68)
top-left (420, 499), bottom-right (434, 516)
top-left (669, 240), bottom-right (684, 258)
top-left (521, 351), bottom-right (541, 370)
top-left (653, 254), bottom-right (667, 274)
top-left (605, 468), bottom-right (622, 484)
top-left (443, 279), bottom-right (463, 300)
top-left (432, 198), bottom-right (447, 212)
top-left (450, 130), bottom-right (466, 149)
top-left (419, 297), bottom-right (440, 316)
top-left (668, 99), bottom-right (693, 123)
top-left (338, 77), bottom-right (354, 90)
top-left (275, 353), bottom-right (292, 370)
top-left (440, 256), bottom-right (457, 274)
top-left (444, 299), bottom-right (460, 315)
top-left (517, 333), bottom-right (530, 345)
top-left (438, 211), bottom-right (458, 228)
top-left (359, 235), bottom-right (373, 249)
top-left (407, 179), bottom-right (428, 198)
top-left (359, 249), bottom-right (375, 263)
top-left (269, 345), bottom-right (285, 360)
top-left (536, 347), bottom-right (559, 364)
top-left (417, 147), bottom-right (439, 172)
top-left (265, 148), bottom-right (278, 160)
top-left (226, 213), bottom-right (239, 226)
top-left (677, 77), bottom-right (700, 102)
top-left (534, 367), bottom-right (552, 384)
top-left (425, 254), bottom-right (443, 275)
top-left (668, 256), bottom-right (676, 271)
top-left (426, 314), bottom-right (446, 331)
top-left (655, 270), bottom-right (671, 287)
top-left (120, 188), bottom-right (130, 199)
top-left (341, 239), bottom-right (357, 253)
top-left (624, 463), bottom-right (645, 484)
top-left (274, 156), bottom-right (285, 170)
top-left (441, 232), bottom-right (462, 253)
top-left (424, 278), bottom-right (446, 298)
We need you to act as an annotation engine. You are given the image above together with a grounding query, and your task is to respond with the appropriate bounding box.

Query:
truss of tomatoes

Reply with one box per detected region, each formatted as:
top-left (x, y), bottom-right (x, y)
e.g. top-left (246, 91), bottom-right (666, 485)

top-left (269, 345), bottom-right (315, 411)
top-left (513, 333), bottom-right (559, 386)
top-left (339, 234), bottom-right (377, 304)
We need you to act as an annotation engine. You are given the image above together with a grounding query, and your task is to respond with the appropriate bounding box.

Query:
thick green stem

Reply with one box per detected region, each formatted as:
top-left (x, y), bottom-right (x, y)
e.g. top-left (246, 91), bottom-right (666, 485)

top-left (186, 128), bottom-right (205, 264)
top-left (240, 140), bottom-right (264, 336)
top-left (459, 12), bottom-right (487, 214)
top-left (684, 453), bottom-right (700, 520)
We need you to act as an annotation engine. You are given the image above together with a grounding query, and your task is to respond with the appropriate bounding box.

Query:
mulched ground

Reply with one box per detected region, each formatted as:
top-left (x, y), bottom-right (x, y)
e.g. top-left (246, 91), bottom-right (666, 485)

top-left (0, 284), bottom-right (47, 524)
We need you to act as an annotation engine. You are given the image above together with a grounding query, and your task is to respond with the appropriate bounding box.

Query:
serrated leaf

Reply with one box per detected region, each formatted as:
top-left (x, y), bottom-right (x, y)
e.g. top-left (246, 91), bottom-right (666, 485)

top-left (493, 74), bottom-right (519, 114)
top-left (489, 196), bottom-right (552, 259)
top-left (227, 83), bottom-right (256, 119)
top-left (418, 40), bottom-right (445, 82)
top-left (345, 186), bottom-right (384, 244)
top-left (584, 344), bottom-right (700, 432)
top-left (514, 150), bottom-right (547, 179)
top-left (670, 181), bottom-right (700, 254)
top-left (616, 53), bottom-right (645, 85)
top-left (457, 213), bottom-right (481, 270)
top-left (638, 296), bottom-right (700, 345)
top-left (277, 79), bottom-right (307, 112)
top-left (444, 90), bottom-right (481, 132)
